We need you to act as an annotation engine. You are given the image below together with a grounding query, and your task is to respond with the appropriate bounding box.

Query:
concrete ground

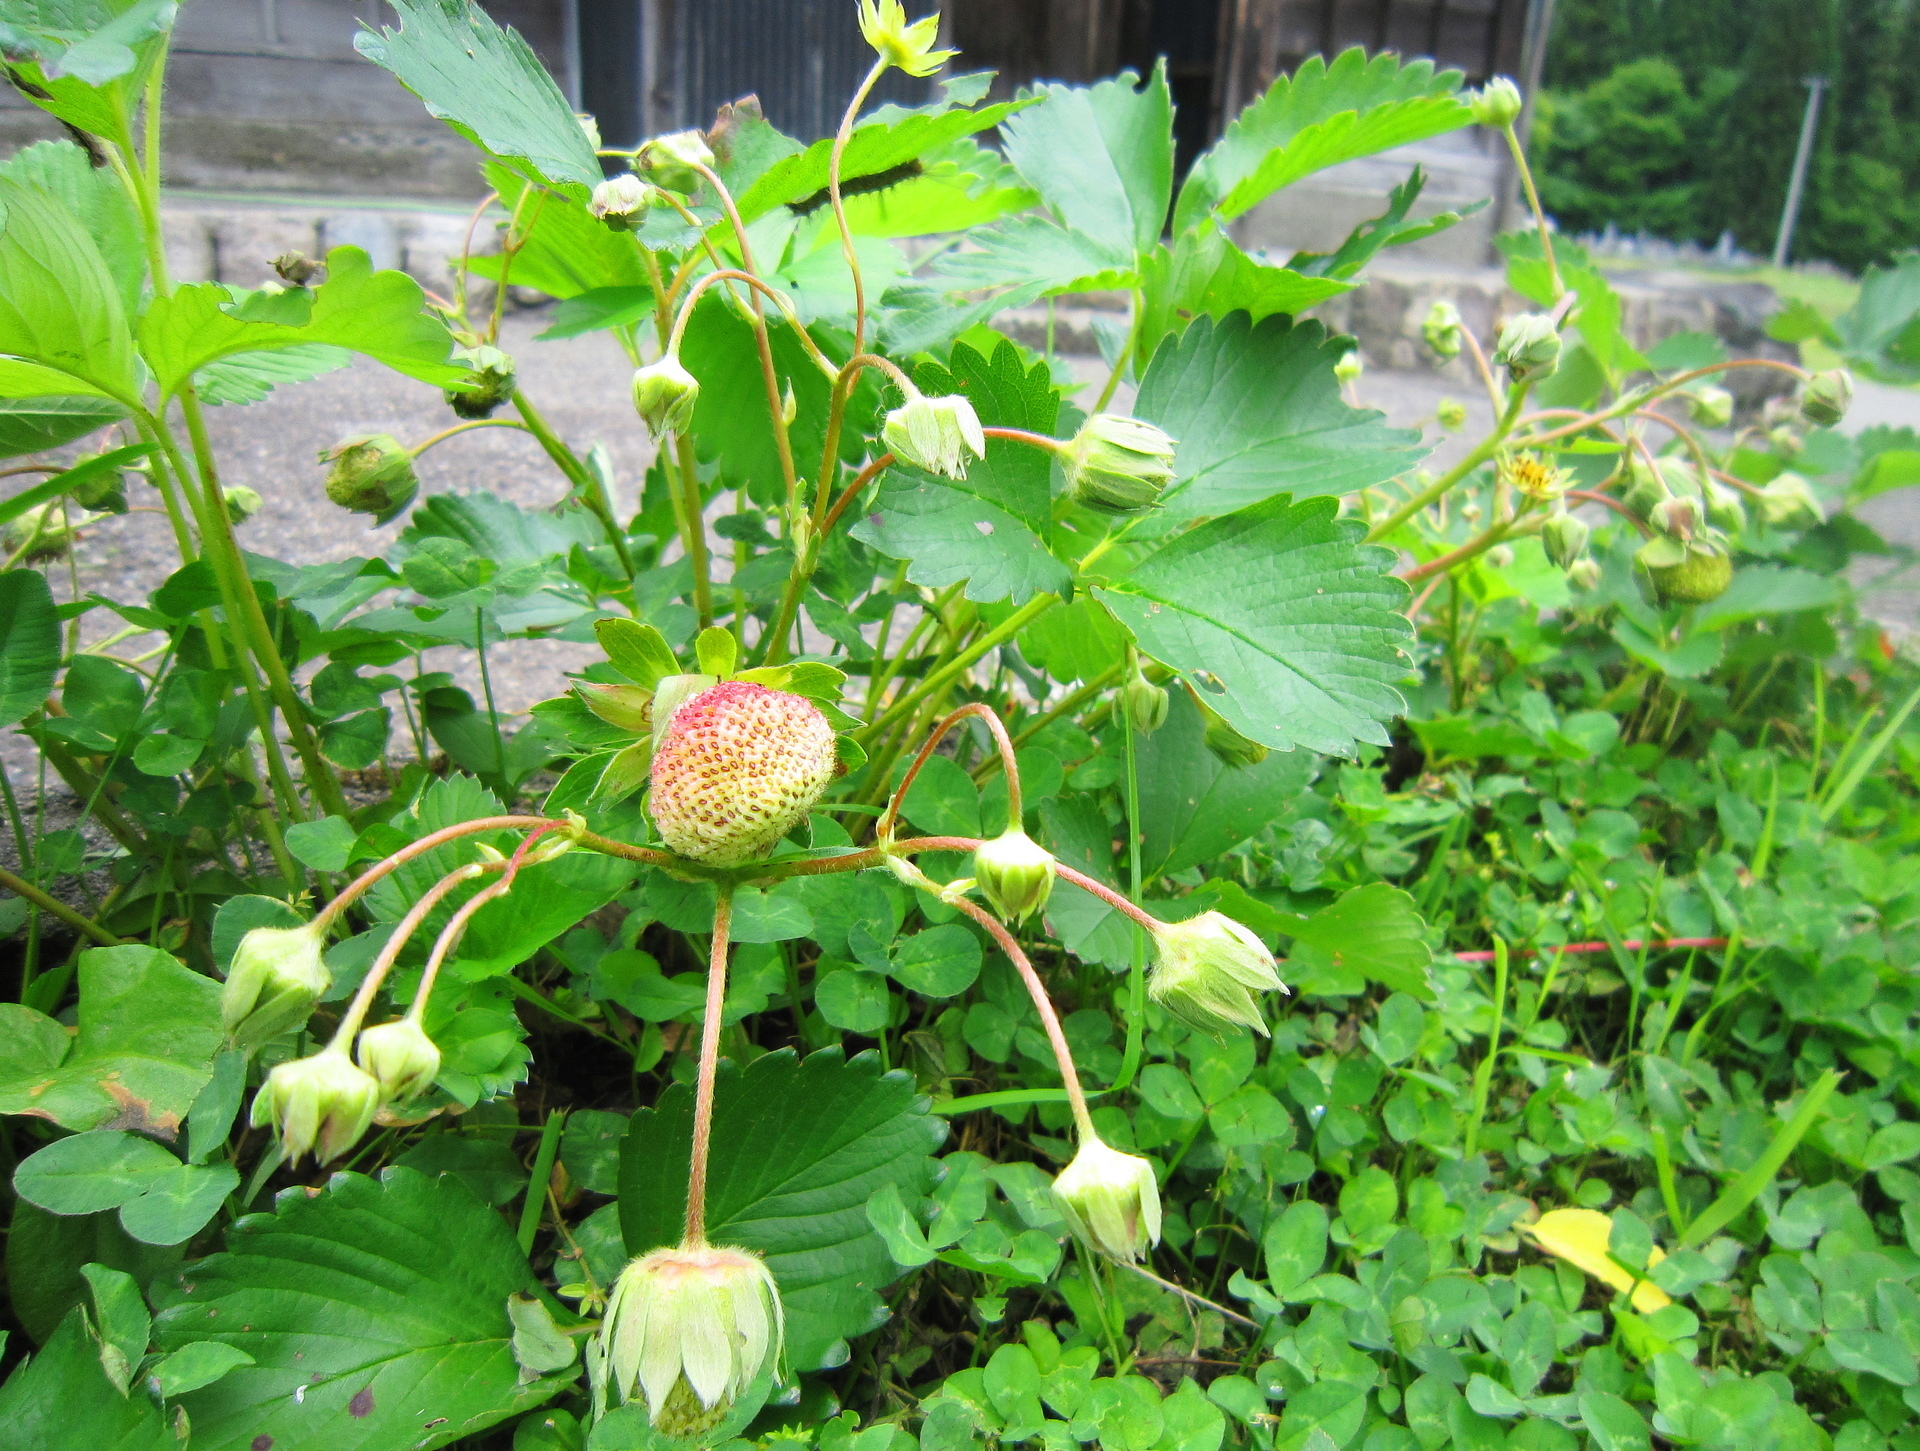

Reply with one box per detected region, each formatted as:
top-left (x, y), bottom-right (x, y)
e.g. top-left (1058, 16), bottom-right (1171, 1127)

top-left (5, 308), bottom-right (1919, 806)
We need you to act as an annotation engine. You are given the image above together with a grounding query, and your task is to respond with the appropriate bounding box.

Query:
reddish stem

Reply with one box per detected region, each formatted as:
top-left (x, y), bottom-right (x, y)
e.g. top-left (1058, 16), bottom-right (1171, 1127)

top-left (819, 451), bottom-right (894, 539)
top-left (1051, 861), bottom-right (1165, 933)
top-left (405, 825), bottom-right (565, 1022)
top-left (878, 703), bottom-right (1024, 843)
top-left (1454, 936), bottom-right (1727, 963)
top-left (316, 815), bottom-right (554, 930)
top-left (1566, 488), bottom-right (1654, 535)
top-left (685, 887), bottom-right (733, 1247)
top-left (944, 888), bottom-right (1097, 1139)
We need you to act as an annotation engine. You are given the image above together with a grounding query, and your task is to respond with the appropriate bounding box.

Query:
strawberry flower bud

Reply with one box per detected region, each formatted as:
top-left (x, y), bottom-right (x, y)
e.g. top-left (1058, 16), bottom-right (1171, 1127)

top-left (1052, 1135), bottom-right (1161, 1263)
top-left (590, 173), bottom-right (653, 230)
top-left (857, 0), bottom-right (957, 77)
top-left (1541, 510), bottom-right (1590, 570)
top-left (1757, 471), bottom-right (1820, 528)
top-left (249, 1045), bottom-right (381, 1165)
top-left (650, 681), bottom-right (838, 866)
top-left (444, 344), bottom-right (517, 420)
top-left (1121, 666), bottom-right (1169, 735)
top-left (1800, 369), bottom-right (1853, 428)
top-left (1148, 910), bottom-right (1287, 1037)
top-left (1423, 300), bottom-right (1464, 359)
top-left (221, 922), bottom-right (331, 1051)
top-left (972, 827), bottom-right (1056, 925)
top-left (633, 355), bottom-right (701, 438)
top-left (355, 1019), bottom-right (442, 1102)
top-left (1437, 397), bottom-right (1468, 431)
top-left (1687, 385), bottom-right (1734, 429)
top-left (1567, 557), bottom-right (1603, 591)
top-left (223, 485), bottom-right (263, 525)
top-left (321, 433), bottom-right (419, 523)
top-left (1469, 76), bottom-right (1524, 128)
top-left (601, 1243), bottom-right (784, 1436)
top-left (638, 131), bottom-right (713, 193)
top-left (1063, 414), bottom-right (1177, 514)
top-left (1494, 314), bottom-right (1560, 386)
top-left (883, 388), bottom-right (986, 480)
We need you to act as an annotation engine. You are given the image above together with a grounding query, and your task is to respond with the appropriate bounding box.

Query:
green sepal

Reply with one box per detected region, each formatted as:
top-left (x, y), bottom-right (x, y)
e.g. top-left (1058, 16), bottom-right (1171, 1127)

top-left (595, 618), bottom-right (679, 689)
top-left (695, 626), bottom-right (740, 677)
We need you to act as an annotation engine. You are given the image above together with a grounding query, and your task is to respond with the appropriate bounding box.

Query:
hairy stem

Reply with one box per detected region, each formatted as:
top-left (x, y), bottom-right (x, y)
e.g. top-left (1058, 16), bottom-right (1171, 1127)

top-left (685, 887), bottom-right (734, 1247)
top-left (1366, 384), bottom-right (1531, 543)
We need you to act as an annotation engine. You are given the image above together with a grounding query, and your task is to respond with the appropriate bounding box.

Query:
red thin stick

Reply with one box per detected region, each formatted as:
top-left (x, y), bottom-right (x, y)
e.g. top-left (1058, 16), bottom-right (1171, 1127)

top-left (1453, 936), bottom-right (1727, 963)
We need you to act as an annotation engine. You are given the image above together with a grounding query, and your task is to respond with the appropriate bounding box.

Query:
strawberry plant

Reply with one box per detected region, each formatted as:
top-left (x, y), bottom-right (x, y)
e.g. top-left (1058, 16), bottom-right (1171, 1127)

top-left (3, 4), bottom-right (1920, 1451)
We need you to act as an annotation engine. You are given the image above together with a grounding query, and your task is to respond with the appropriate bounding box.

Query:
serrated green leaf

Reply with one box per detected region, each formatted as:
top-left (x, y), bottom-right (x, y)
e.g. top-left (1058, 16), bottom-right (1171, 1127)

top-left (1137, 221), bottom-right (1353, 359)
top-left (0, 394), bottom-right (127, 457)
top-left (0, 177), bottom-right (138, 399)
top-left (0, 947), bottom-right (223, 1135)
top-left (1136, 688), bottom-right (1318, 880)
top-left (1135, 313), bottom-right (1427, 519)
top-left (0, 140), bottom-right (143, 315)
top-left (0, 1309), bottom-right (170, 1450)
top-left (734, 101), bottom-right (1027, 224)
top-left (1000, 63), bottom-right (1173, 259)
top-left (1176, 48), bottom-right (1470, 229)
top-left (151, 1168), bottom-right (566, 1450)
top-left (1097, 494), bottom-right (1410, 755)
top-left (138, 247), bottom-right (464, 397)
top-left (1834, 253), bottom-right (1920, 384)
top-left (922, 213), bottom-right (1135, 299)
top-left (617, 1047), bottom-right (944, 1370)
top-left (354, 0), bottom-right (602, 194)
top-left (1282, 883), bottom-right (1435, 1000)
top-left (470, 162), bottom-right (654, 301)
top-left (195, 344), bottom-right (353, 405)
top-left (852, 477), bottom-right (1070, 606)
top-left (0, 569), bottom-right (61, 729)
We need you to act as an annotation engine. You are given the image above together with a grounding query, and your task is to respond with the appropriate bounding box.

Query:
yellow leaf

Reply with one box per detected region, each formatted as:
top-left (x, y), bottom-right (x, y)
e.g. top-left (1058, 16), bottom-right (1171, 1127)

top-left (1523, 1208), bottom-right (1672, 1312)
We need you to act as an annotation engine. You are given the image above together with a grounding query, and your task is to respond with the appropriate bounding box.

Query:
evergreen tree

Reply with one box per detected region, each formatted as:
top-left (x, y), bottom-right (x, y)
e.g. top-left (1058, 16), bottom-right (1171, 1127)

top-left (1698, 0), bottom-right (1838, 257)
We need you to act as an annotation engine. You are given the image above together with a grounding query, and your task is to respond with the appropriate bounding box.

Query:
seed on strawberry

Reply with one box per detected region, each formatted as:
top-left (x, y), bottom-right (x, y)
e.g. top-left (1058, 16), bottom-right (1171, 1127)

top-left (649, 681), bottom-right (838, 866)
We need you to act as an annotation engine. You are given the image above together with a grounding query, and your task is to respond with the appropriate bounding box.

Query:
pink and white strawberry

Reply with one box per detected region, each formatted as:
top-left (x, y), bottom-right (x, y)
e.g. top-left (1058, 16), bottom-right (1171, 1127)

top-left (649, 681), bottom-right (838, 866)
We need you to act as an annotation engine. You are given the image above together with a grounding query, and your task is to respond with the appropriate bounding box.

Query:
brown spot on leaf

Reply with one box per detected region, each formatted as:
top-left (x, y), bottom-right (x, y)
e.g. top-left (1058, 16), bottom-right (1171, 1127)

top-left (251, 1437), bottom-right (273, 1451)
top-left (98, 1075), bottom-right (182, 1139)
top-left (349, 1387), bottom-right (375, 1418)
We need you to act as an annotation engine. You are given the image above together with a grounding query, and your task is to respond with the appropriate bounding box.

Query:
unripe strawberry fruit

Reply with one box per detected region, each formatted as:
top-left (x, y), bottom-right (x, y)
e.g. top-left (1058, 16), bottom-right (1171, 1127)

top-left (650, 682), bottom-right (837, 866)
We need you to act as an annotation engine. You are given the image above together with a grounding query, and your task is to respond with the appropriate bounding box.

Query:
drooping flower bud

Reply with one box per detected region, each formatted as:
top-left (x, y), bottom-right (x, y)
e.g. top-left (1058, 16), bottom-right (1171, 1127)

top-left (1756, 471), bottom-right (1820, 528)
top-left (638, 131), bottom-right (714, 193)
top-left (321, 433), bottom-right (419, 524)
top-left (222, 485), bottom-right (263, 525)
top-left (883, 388), bottom-right (986, 481)
top-left (1437, 397), bottom-right (1468, 431)
top-left (221, 922), bottom-right (331, 1051)
top-left (1469, 76), bottom-right (1524, 128)
top-left (1051, 1136), bottom-right (1161, 1263)
top-left (1800, 369), bottom-right (1852, 427)
top-left (1121, 666), bottom-right (1169, 735)
top-left (4, 502), bottom-right (83, 562)
top-left (272, 251), bottom-right (320, 286)
top-left (1702, 477), bottom-right (1746, 533)
top-left (590, 173), bottom-right (652, 230)
top-left (1541, 510), bottom-right (1590, 569)
top-left (1334, 349), bottom-right (1364, 385)
top-left (1498, 450), bottom-right (1569, 501)
top-left (601, 1243), bottom-right (784, 1435)
top-left (650, 681), bottom-right (838, 866)
top-left (972, 827), bottom-right (1056, 926)
top-left (632, 355), bottom-right (701, 438)
top-left (249, 1045), bottom-right (381, 1165)
top-left (1494, 314), bottom-right (1560, 386)
top-left (1147, 910), bottom-right (1287, 1037)
top-left (444, 344), bottom-right (517, 420)
top-left (1423, 300), bottom-right (1464, 359)
top-left (1484, 543), bottom-right (1515, 569)
top-left (857, 0), bottom-right (957, 77)
top-left (1686, 385), bottom-right (1734, 429)
top-left (1063, 414), bottom-right (1177, 514)
top-left (354, 1018), bottom-right (442, 1102)
top-left (1567, 557), bottom-right (1603, 591)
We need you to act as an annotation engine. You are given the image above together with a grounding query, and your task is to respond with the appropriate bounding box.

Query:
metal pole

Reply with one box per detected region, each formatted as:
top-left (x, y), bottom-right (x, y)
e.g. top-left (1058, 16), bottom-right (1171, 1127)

top-left (1771, 76), bottom-right (1827, 268)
